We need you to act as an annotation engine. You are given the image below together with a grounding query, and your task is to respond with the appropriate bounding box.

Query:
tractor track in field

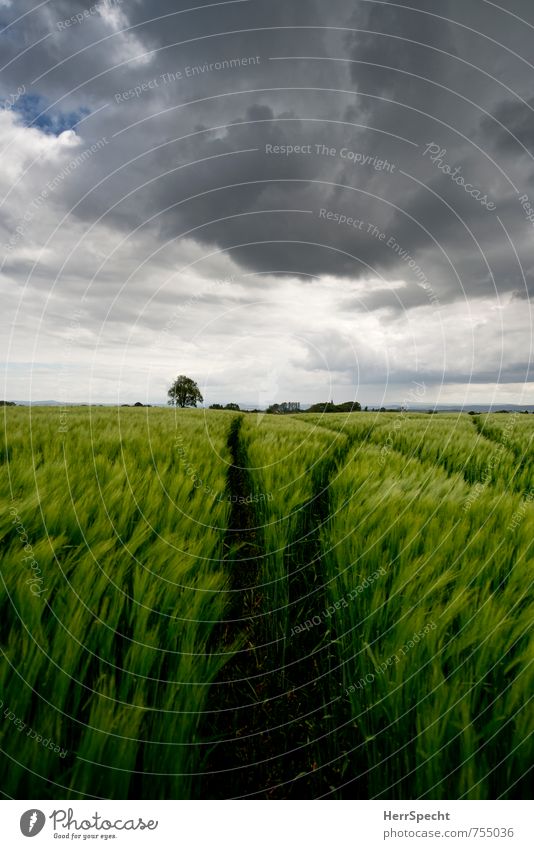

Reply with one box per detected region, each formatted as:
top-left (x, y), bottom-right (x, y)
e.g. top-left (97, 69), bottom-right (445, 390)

top-left (369, 422), bottom-right (527, 495)
top-left (469, 413), bottom-right (533, 492)
top-left (471, 413), bottom-right (531, 473)
top-left (200, 415), bottom-right (268, 798)
top-left (200, 420), bottom-right (360, 799)
top-left (264, 429), bottom-right (361, 799)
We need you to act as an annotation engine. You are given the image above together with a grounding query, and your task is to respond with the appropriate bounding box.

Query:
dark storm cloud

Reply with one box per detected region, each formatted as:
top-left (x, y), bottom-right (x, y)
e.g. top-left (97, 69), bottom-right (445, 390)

top-left (3, 0), bottom-right (534, 307)
top-left (481, 95), bottom-right (534, 156)
top-left (345, 0), bottom-right (458, 100)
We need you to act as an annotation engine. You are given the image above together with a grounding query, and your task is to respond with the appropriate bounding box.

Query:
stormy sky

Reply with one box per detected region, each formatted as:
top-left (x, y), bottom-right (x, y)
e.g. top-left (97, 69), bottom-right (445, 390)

top-left (1, 0), bottom-right (533, 406)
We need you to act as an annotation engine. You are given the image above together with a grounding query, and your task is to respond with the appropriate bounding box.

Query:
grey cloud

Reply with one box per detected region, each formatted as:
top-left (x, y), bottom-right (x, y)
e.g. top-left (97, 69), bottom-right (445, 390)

top-left (481, 95), bottom-right (534, 156)
top-left (4, 0), bottom-right (526, 301)
top-left (345, 0), bottom-right (458, 100)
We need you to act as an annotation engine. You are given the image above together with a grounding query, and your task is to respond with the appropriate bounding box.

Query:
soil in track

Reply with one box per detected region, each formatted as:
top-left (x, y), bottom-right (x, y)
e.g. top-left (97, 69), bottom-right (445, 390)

top-left (200, 421), bottom-right (360, 799)
top-left (255, 430), bottom-right (361, 799)
top-left (199, 415), bottom-right (267, 798)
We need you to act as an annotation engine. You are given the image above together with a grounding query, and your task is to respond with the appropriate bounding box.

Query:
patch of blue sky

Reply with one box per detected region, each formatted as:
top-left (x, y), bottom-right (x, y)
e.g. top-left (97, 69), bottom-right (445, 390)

top-left (9, 92), bottom-right (89, 134)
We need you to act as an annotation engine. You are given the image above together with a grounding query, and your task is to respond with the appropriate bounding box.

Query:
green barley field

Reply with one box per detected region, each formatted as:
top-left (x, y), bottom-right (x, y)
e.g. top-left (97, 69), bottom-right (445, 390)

top-left (1, 406), bottom-right (533, 799)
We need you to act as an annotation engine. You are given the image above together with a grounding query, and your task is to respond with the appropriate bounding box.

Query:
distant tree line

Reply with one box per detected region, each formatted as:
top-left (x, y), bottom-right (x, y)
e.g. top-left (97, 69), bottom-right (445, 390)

top-left (166, 376), bottom-right (366, 413)
top-left (266, 400), bottom-right (362, 414)
top-left (210, 400), bottom-right (363, 414)
top-left (306, 401), bottom-right (361, 413)
top-left (266, 401), bottom-right (301, 414)
top-left (209, 403), bottom-right (241, 411)
top-left (166, 375), bottom-right (533, 415)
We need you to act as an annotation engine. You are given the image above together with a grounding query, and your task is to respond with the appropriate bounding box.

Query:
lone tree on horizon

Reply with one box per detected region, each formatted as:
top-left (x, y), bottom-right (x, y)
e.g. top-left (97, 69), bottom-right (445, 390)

top-left (167, 375), bottom-right (203, 408)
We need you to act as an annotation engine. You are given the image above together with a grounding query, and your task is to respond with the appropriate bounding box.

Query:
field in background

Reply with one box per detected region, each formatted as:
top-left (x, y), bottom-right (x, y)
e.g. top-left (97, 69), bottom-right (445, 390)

top-left (1, 406), bottom-right (533, 799)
